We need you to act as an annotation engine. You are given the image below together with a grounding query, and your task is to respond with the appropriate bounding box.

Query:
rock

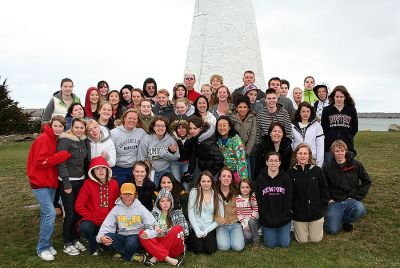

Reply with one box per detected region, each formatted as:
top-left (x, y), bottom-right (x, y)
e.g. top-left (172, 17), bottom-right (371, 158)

top-left (388, 124), bottom-right (400, 131)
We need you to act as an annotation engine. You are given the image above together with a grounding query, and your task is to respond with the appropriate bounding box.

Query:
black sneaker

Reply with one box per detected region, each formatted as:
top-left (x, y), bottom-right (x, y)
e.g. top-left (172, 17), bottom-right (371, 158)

top-left (343, 223), bottom-right (353, 232)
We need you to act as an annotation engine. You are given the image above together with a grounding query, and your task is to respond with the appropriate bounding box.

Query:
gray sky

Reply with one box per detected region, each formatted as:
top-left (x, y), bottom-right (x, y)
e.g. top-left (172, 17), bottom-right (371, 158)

top-left (1, 0), bottom-right (399, 112)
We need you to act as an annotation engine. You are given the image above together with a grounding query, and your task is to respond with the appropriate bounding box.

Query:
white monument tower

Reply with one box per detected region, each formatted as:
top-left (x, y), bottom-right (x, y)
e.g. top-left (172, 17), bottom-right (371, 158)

top-left (185, 0), bottom-right (266, 90)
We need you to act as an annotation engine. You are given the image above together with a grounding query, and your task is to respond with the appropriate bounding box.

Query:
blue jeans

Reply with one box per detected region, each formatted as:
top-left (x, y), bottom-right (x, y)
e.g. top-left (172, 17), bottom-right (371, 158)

top-left (32, 188), bottom-right (56, 254)
top-left (106, 233), bottom-right (140, 261)
top-left (243, 218), bottom-right (260, 242)
top-left (153, 167), bottom-right (171, 188)
top-left (79, 220), bottom-right (100, 254)
top-left (170, 161), bottom-right (189, 190)
top-left (326, 199), bottom-right (366, 234)
top-left (261, 222), bottom-right (291, 248)
top-left (216, 223), bottom-right (245, 251)
top-left (112, 166), bottom-right (133, 186)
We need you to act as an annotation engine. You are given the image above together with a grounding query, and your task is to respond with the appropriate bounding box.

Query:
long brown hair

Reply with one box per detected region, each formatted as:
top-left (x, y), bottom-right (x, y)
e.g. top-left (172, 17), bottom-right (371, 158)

top-left (193, 170), bottom-right (221, 219)
top-left (217, 167), bottom-right (238, 202)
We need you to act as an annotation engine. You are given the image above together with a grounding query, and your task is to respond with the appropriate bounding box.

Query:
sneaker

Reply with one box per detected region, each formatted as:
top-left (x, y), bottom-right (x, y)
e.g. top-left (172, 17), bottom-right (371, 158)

top-left (112, 253), bottom-right (122, 260)
top-left (49, 246), bottom-right (57, 255)
top-left (131, 253), bottom-right (145, 262)
top-left (38, 250), bottom-right (55, 261)
top-left (91, 250), bottom-right (99, 256)
top-left (73, 241), bottom-right (87, 252)
top-left (63, 245), bottom-right (80, 256)
top-left (343, 223), bottom-right (353, 232)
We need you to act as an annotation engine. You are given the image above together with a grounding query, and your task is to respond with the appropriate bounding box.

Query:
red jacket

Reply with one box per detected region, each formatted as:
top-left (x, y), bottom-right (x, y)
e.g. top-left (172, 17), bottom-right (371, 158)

top-left (27, 124), bottom-right (71, 189)
top-left (188, 89), bottom-right (201, 102)
top-left (75, 156), bottom-right (119, 226)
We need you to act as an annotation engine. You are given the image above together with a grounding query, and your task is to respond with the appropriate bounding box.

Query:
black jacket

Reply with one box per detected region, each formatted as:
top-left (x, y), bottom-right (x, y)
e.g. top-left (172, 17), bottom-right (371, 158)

top-left (188, 127), bottom-right (224, 176)
top-left (321, 104), bottom-right (358, 155)
top-left (323, 155), bottom-right (371, 202)
top-left (123, 177), bottom-right (156, 212)
top-left (289, 164), bottom-right (329, 222)
top-left (152, 103), bottom-right (175, 121)
top-left (255, 169), bottom-right (292, 228)
top-left (254, 135), bottom-right (293, 178)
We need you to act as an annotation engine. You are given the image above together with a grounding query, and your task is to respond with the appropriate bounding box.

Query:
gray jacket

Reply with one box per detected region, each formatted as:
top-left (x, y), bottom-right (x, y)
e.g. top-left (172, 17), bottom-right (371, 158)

top-left (230, 113), bottom-right (257, 156)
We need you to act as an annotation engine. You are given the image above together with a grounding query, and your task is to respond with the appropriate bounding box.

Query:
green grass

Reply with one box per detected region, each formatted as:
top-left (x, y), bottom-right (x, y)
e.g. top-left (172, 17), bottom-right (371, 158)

top-left (1, 132), bottom-right (399, 267)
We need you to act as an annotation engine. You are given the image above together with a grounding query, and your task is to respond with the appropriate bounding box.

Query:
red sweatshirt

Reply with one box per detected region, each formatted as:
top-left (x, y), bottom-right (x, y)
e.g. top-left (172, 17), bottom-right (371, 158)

top-left (75, 156), bottom-right (119, 226)
top-left (27, 124), bottom-right (71, 189)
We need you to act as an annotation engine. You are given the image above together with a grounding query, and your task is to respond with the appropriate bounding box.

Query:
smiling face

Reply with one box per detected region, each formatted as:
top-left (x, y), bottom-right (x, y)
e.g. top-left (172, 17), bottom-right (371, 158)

top-left (133, 164), bottom-right (147, 184)
top-left (98, 84), bottom-right (109, 97)
top-left (217, 87), bottom-right (228, 102)
top-left (89, 90), bottom-right (99, 104)
top-left (175, 102), bottom-right (188, 115)
top-left (296, 147), bottom-right (310, 165)
top-left (121, 193), bottom-right (135, 207)
top-left (108, 92), bottom-right (120, 106)
top-left (201, 85), bottom-right (212, 98)
top-left (219, 169), bottom-right (232, 187)
top-left (269, 80), bottom-right (281, 94)
top-left (124, 111), bottom-right (138, 131)
top-left (51, 120), bottom-right (65, 136)
top-left (71, 104), bottom-right (84, 118)
top-left (270, 125), bottom-right (284, 143)
top-left (239, 181), bottom-right (251, 196)
top-left (200, 175), bottom-right (212, 191)
top-left (317, 88), bottom-right (327, 101)
top-left (267, 154), bottom-right (281, 173)
top-left (71, 121), bottom-right (86, 138)
top-left (100, 103), bottom-right (112, 120)
top-left (333, 147), bottom-right (346, 164)
top-left (196, 97), bottom-right (208, 114)
top-left (243, 72), bottom-right (255, 86)
top-left (154, 120), bottom-right (166, 137)
top-left (211, 78), bottom-right (222, 90)
top-left (131, 91), bottom-right (143, 106)
top-left (61, 81), bottom-right (73, 97)
top-left (157, 93), bottom-right (168, 107)
top-left (160, 176), bottom-right (173, 192)
top-left (217, 119), bottom-right (230, 138)
top-left (121, 88), bottom-right (131, 102)
top-left (265, 93), bottom-right (278, 109)
top-left (177, 124), bottom-right (188, 138)
top-left (246, 90), bottom-right (257, 104)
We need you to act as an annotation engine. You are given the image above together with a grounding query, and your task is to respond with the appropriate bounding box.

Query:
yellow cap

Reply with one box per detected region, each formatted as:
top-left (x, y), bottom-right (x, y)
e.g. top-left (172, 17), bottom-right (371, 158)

top-left (120, 183), bottom-right (136, 195)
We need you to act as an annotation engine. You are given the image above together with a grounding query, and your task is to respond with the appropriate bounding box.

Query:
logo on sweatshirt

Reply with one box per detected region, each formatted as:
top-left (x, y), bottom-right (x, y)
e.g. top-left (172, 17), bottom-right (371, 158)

top-left (118, 139), bottom-right (140, 150)
top-left (262, 187), bottom-right (286, 195)
top-left (329, 114), bottom-right (352, 128)
top-left (117, 215), bottom-right (142, 227)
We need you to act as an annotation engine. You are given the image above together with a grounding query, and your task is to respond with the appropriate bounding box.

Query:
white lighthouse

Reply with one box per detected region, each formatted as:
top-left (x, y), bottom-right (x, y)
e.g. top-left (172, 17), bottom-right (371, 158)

top-left (184, 0), bottom-right (266, 91)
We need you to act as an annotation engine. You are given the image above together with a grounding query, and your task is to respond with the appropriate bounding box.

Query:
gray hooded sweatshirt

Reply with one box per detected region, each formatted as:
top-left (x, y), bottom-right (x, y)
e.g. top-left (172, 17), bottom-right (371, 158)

top-left (110, 125), bottom-right (146, 168)
top-left (96, 197), bottom-right (156, 242)
top-left (137, 133), bottom-right (180, 171)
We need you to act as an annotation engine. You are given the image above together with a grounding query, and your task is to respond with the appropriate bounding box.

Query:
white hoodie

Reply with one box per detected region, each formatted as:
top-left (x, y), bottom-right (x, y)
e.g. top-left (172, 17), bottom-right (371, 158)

top-left (88, 126), bottom-right (116, 167)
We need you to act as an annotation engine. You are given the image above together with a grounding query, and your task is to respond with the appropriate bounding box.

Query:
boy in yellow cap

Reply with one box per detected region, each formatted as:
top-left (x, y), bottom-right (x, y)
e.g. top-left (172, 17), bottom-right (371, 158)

top-left (96, 183), bottom-right (156, 262)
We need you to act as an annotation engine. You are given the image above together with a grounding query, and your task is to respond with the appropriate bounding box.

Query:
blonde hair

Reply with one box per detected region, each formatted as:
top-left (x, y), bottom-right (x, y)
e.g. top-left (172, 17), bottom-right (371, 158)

top-left (157, 89), bottom-right (170, 97)
top-left (294, 143), bottom-right (315, 165)
top-left (210, 74), bottom-right (224, 85)
top-left (330, 139), bottom-right (348, 153)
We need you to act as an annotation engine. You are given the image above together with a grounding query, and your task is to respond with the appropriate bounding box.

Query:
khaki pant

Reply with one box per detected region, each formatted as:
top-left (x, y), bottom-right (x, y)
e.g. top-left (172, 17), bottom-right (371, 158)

top-left (293, 217), bottom-right (324, 243)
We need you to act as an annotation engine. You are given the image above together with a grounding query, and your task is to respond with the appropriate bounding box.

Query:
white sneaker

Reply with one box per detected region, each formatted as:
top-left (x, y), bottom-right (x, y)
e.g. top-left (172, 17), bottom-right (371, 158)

top-left (49, 246), bottom-right (57, 255)
top-left (38, 250), bottom-right (55, 261)
top-left (91, 250), bottom-right (99, 256)
top-left (63, 245), bottom-right (80, 256)
top-left (73, 241), bottom-right (87, 252)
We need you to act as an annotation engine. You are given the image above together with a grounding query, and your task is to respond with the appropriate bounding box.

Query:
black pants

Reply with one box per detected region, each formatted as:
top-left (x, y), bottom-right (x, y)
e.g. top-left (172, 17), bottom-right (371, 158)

top-left (186, 229), bottom-right (217, 254)
top-left (79, 220), bottom-right (100, 254)
top-left (59, 180), bottom-right (83, 244)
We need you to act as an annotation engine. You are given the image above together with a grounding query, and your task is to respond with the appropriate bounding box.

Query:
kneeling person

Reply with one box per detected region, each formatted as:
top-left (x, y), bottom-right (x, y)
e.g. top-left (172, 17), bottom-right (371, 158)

top-left (323, 140), bottom-right (372, 234)
top-left (96, 183), bottom-right (156, 261)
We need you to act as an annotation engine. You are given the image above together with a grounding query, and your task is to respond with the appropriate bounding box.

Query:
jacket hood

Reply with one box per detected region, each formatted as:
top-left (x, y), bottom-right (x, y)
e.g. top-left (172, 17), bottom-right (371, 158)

top-left (88, 125), bottom-right (111, 143)
top-left (59, 129), bottom-right (87, 141)
top-left (42, 124), bottom-right (56, 139)
top-left (169, 119), bottom-right (189, 136)
top-left (115, 125), bottom-right (135, 133)
top-left (88, 156), bottom-right (112, 183)
top-left (153, 188), bottom-right (174, 213)
top-left (313, 83), bottom-right (329, 101)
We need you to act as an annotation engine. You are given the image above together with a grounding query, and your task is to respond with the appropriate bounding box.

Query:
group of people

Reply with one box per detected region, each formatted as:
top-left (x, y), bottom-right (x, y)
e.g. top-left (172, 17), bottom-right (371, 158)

top-left (27, 72), bottom-right (371, 264)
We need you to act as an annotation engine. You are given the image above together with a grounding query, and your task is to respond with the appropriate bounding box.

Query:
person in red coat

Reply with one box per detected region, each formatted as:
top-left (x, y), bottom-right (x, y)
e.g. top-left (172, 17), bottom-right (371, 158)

top-left (75, 156), bottom-right (119, 255)
top-left (27, 116), bottom-right (71, 261)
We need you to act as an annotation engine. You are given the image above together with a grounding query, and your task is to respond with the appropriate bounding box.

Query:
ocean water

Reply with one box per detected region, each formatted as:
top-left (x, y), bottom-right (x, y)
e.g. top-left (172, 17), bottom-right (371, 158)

top-left (358, 118), bottom-right (400, 131)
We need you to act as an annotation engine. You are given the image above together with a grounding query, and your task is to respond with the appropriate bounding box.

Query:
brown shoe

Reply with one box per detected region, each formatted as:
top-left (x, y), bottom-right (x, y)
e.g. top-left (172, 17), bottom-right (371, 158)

top-left (55, 207), bottom-right (62, 216)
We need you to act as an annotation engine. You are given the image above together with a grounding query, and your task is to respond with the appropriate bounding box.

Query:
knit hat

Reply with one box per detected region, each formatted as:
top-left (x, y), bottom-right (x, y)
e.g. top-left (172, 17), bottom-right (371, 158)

top-left (120, 183), bottom-right (136, 195)
top-left (244, 84), bottom-right (259, 94)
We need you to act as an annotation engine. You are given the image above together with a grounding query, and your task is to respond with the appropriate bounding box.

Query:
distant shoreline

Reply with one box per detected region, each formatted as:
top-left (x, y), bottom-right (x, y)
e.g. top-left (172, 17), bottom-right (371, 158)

top-left (358, 113), bottom-right (400, 118)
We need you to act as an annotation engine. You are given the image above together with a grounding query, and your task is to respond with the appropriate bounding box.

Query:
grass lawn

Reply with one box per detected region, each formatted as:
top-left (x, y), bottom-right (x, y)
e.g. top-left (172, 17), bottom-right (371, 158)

top-left (0, 131), bottom-right (399, 267)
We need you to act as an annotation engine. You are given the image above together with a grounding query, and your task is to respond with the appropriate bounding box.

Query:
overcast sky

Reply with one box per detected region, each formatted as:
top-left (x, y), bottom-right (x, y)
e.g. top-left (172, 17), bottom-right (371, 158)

top-left (1, 0), bottom-right (399, 112)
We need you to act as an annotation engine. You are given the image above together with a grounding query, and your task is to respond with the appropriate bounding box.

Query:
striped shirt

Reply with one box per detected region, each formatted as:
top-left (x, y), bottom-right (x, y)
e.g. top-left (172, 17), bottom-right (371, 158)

top-left (255, 104), bottom-right (292, 144)
top-left (235, 194), bottom-right (259, 228)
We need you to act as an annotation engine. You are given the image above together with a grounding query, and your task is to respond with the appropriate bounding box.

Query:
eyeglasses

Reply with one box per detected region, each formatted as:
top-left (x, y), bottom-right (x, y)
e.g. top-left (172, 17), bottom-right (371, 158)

top-left (185, 77), bottom-right (194, 81)
top-left (155, 124), bottom-right (166, 128)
